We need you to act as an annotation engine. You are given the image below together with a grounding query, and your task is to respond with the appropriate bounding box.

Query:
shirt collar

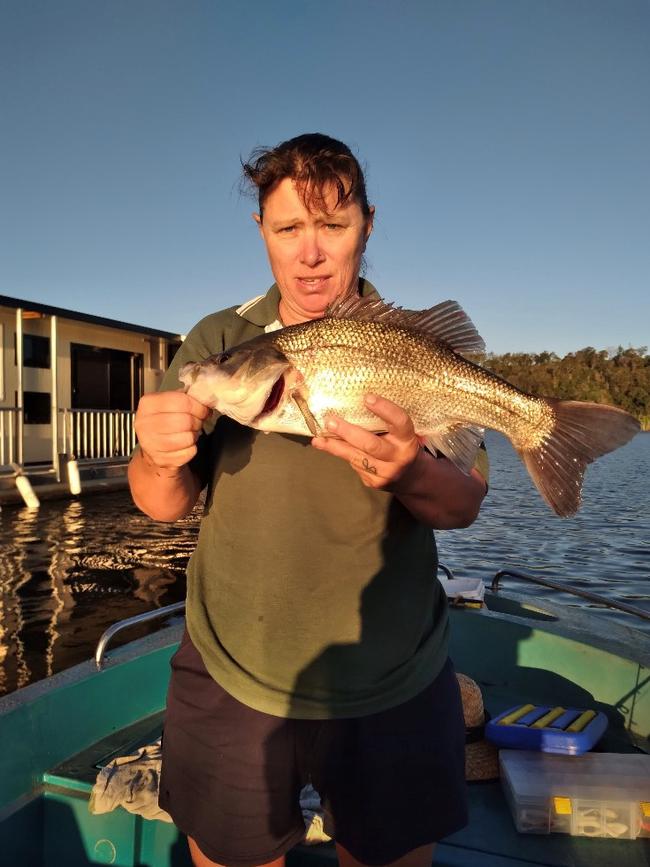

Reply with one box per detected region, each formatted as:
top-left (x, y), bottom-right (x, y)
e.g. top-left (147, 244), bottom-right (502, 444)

top-left (236, 279), bottom-right (380, 328)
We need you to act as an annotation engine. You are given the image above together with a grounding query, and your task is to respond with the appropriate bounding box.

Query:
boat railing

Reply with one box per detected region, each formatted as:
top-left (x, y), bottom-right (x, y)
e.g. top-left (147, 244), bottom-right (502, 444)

top-left (94, 566), bottom-right (649, 670)
top-left (94, 601), bottom-right (186, 669)
top-left (490, 567), bottom-right (650, 623)
top-left (0, 407), bottom-right (21, 465)
top-left (59, 408), bottom-right (136, 462)
top-left (437, 563), bottom-right (455, 581)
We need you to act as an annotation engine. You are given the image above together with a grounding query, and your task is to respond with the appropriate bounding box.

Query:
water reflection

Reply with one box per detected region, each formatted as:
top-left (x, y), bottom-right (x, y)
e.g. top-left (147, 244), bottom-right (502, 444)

top-left (0, 492), bottom-right (197, 696)
top-left (0, 433), bottom-right (648, 697)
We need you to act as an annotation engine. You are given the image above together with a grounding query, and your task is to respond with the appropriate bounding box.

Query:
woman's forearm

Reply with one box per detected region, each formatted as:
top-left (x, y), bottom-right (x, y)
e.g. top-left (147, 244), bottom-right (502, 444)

top-left (128, 447), bottom-right (203, 522)
top-left (394, 448), bottom-right (487, 529)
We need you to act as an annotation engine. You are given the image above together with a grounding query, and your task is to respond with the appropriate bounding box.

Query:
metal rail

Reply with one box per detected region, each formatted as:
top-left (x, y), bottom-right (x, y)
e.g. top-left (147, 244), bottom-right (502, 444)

top-left (491, 568), bottom-right (650, 623)
top-left (94, 564), bottom-right (648, 669)
top-left (94, 601), bottom-right (185, 669)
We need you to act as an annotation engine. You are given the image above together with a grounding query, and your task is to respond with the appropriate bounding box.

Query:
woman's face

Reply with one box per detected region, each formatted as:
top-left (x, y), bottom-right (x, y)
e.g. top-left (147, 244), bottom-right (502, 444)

top-left (254, 177), bottom-right (374, 325)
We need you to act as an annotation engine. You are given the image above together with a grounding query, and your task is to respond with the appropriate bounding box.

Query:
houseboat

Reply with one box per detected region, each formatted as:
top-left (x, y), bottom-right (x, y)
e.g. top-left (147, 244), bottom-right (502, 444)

top-left (0, 295), bottom-right (182, 505)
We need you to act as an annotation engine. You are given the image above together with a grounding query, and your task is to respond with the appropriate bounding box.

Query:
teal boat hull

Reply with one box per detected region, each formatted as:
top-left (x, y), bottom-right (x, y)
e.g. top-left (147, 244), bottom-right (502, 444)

top-left (1, 596), bottom-right (648, 866)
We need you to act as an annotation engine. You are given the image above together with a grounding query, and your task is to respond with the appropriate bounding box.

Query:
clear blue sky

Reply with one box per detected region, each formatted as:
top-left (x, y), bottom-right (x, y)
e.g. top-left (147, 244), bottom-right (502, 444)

top-left (2, 0), bottom-right (648, 355)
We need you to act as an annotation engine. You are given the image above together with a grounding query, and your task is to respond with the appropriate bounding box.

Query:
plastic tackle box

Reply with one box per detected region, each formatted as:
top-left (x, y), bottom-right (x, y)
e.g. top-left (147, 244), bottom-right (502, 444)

top-left (499, 750), bottom-right (650, 840)
top-left (486, 704), bottom-right (607, 754)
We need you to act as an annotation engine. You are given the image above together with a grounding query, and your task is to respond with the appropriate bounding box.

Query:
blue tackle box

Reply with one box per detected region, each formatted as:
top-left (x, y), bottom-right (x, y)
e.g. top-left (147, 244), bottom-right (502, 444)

top-left (485, 704), bottom-right (608, 755)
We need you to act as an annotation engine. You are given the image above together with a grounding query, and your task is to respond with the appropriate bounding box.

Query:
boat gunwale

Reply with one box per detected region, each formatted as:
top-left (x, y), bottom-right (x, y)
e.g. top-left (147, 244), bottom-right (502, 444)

top-left (0, 621), bottom-right (184, 717)
top-left (481, 589), bottom-right (650, 669)
top-left (1, 598), bottom-right (647, 718)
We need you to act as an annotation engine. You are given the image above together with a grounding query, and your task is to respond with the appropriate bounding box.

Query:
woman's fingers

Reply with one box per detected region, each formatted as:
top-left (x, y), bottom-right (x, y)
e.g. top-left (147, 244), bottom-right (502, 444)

top-left (135, 389), bottom-right (212, 468)
top-left (311, 395), bottom-right (421, 488)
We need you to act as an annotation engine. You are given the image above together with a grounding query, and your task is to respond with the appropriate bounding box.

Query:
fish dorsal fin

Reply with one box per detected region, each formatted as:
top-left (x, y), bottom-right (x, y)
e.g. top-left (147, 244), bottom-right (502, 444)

top-left (325, 295), bottom-right (485, 354)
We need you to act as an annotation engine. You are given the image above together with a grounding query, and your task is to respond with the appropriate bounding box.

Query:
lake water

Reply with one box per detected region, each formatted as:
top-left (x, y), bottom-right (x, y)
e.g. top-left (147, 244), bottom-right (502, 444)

top-left (0, 432), bottom-right (648, 697)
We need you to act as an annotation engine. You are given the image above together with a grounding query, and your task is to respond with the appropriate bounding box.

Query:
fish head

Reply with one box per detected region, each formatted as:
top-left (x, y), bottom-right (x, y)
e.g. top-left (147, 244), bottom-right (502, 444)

top-left (179, 342), bottom-right (292, 426)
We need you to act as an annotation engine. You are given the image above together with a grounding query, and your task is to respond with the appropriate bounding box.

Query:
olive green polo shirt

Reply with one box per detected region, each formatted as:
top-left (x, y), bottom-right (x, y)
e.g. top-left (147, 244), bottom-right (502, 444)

top-left (159, 281), bottom-right (476, 719)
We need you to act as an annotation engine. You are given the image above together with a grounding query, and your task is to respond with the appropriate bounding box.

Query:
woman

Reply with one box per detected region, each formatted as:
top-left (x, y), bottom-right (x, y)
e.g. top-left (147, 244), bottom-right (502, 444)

top-left (128, 133), bottom-right (488, 867)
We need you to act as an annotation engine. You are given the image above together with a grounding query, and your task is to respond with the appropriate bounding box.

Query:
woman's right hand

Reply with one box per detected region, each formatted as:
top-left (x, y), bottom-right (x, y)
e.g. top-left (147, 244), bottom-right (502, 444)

top-left (134, 391), bottom-right (211, 471)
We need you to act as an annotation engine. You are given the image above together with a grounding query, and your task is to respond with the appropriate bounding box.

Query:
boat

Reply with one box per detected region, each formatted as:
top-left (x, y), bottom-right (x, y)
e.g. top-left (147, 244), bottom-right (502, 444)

top-left (0, 569), bottom-right (648, 867)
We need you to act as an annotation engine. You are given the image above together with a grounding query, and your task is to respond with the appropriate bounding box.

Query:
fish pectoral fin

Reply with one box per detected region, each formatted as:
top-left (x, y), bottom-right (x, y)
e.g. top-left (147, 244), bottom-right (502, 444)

top-left (290, 391), bottom-right (322, 437)
top-left (422, 424), bottom-right (484, 475)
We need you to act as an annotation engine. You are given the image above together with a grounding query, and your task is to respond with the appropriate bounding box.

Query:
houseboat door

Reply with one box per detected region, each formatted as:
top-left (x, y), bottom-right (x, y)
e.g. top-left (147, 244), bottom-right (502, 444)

top-left (71, 345), bottom-right (143, 412)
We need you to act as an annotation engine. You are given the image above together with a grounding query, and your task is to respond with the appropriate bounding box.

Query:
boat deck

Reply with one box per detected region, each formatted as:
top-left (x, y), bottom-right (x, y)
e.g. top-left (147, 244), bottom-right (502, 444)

top-left (2, 605), bottom-right (648, 866)
top-left (39, 706), bottom-right (650, 867)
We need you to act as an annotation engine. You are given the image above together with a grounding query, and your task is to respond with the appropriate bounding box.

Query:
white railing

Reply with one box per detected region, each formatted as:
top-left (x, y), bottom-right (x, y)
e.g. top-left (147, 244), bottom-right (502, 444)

top-left (0, 407), bottom-right (20, 466)
top-left (59, 409), bottom-right (136, 461)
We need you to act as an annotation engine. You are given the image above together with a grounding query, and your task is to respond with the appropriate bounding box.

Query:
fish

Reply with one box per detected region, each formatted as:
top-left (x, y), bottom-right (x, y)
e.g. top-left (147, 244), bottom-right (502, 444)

top-left (179, 294), bottom-right (640, 516)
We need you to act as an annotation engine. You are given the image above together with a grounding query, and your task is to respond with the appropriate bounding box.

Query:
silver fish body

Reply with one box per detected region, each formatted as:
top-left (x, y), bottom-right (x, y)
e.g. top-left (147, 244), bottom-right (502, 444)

top-left (180, 296), bottom-right (639, 516)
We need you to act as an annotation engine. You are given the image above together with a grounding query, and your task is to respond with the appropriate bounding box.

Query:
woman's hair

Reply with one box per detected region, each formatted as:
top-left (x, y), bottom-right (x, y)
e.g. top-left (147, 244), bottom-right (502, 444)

top-left (242, 133), bottom-right (370, 219)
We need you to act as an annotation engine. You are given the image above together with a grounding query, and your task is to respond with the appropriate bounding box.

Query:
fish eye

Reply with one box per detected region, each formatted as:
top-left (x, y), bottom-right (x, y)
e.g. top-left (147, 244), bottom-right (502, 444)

top-left (218, 352), bottom-right (231, 365)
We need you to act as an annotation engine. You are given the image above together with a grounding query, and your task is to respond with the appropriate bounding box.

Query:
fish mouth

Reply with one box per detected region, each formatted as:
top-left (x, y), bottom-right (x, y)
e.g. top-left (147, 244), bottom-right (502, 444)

top-left (259, 375), bottom-right (285, 417)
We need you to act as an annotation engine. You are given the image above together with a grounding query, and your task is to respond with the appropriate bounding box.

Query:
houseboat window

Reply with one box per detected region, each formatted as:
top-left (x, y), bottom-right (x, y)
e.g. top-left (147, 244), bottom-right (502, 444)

top-left (22, 334), bottom-right (51, 369)
top-left (24, 391), bottom-right (51, 425)
top-left (149, 339), bottom-right (163, 371)
top-left (167, 341), bottom-right (182, 368)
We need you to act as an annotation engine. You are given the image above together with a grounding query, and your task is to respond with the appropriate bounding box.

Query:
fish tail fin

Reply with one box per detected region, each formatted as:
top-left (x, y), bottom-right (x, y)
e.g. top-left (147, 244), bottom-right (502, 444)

top-left (516, 400), bottom-right (639, 517)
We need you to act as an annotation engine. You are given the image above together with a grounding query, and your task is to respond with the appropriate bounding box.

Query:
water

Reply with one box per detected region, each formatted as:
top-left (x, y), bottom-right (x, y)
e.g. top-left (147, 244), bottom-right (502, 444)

top-left (437, 431), bottom-right (650, 626)
top-left (0, 497), bottom-right (196, 697)
top-left (0, 433), bottom-right (648, 697)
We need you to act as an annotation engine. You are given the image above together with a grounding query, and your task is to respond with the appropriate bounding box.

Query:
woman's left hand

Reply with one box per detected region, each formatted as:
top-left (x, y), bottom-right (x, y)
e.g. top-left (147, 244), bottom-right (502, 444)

top-left (311, 394), bottom-right (423, 492)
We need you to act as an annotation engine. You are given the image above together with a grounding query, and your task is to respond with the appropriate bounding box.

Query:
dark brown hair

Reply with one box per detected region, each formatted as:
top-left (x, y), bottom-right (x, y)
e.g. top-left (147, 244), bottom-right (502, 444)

top-left (242, 133), bottom-right (371, 220)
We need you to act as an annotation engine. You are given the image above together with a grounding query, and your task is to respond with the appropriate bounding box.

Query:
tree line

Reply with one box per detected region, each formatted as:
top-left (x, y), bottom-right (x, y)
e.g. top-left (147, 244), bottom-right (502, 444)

top-left (482, 346), bottom-right (650, 431)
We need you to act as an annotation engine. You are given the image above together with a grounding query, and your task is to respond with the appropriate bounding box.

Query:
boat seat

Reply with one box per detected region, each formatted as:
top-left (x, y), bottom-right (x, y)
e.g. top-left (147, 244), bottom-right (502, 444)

top-left (44, 710), bottom-right (165, 792)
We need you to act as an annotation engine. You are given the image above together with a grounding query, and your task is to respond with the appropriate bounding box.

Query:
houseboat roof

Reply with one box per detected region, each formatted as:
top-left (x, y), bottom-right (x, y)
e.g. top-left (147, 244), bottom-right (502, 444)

top-left (0, 294), bottom-right (182, 341)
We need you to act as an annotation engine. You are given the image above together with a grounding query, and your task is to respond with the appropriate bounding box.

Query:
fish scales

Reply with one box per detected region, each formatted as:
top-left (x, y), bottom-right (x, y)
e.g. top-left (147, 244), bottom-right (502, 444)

top-left (179, 298), bottom-right (639, 516)
top-left (272, 318), bottom-right (549, 443)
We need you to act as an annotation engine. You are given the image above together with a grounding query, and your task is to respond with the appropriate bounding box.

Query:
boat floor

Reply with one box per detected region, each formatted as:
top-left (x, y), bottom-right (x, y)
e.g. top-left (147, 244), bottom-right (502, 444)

top-left (42, 713), bottom-right (650, 867)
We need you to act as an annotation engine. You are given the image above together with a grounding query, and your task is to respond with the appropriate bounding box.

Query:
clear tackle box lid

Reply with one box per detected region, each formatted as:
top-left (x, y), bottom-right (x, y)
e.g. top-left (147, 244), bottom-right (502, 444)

top-left (500, 750), bottom-right (650, 839)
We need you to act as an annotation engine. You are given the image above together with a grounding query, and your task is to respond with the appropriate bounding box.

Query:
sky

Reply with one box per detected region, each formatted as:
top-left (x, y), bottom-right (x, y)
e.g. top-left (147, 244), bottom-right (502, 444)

top-left (1, 0), bottom-right (649, 356)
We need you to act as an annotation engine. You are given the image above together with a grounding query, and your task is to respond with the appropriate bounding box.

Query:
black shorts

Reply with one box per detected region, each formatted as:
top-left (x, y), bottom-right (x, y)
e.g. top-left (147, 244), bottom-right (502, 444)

top-left (159, 631), bottom-right (467, 866)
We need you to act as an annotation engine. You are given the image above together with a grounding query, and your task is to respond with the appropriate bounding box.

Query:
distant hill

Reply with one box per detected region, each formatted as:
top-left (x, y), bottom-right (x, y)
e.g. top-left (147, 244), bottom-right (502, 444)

top-left (483, 346), bottom-right (649, 431)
